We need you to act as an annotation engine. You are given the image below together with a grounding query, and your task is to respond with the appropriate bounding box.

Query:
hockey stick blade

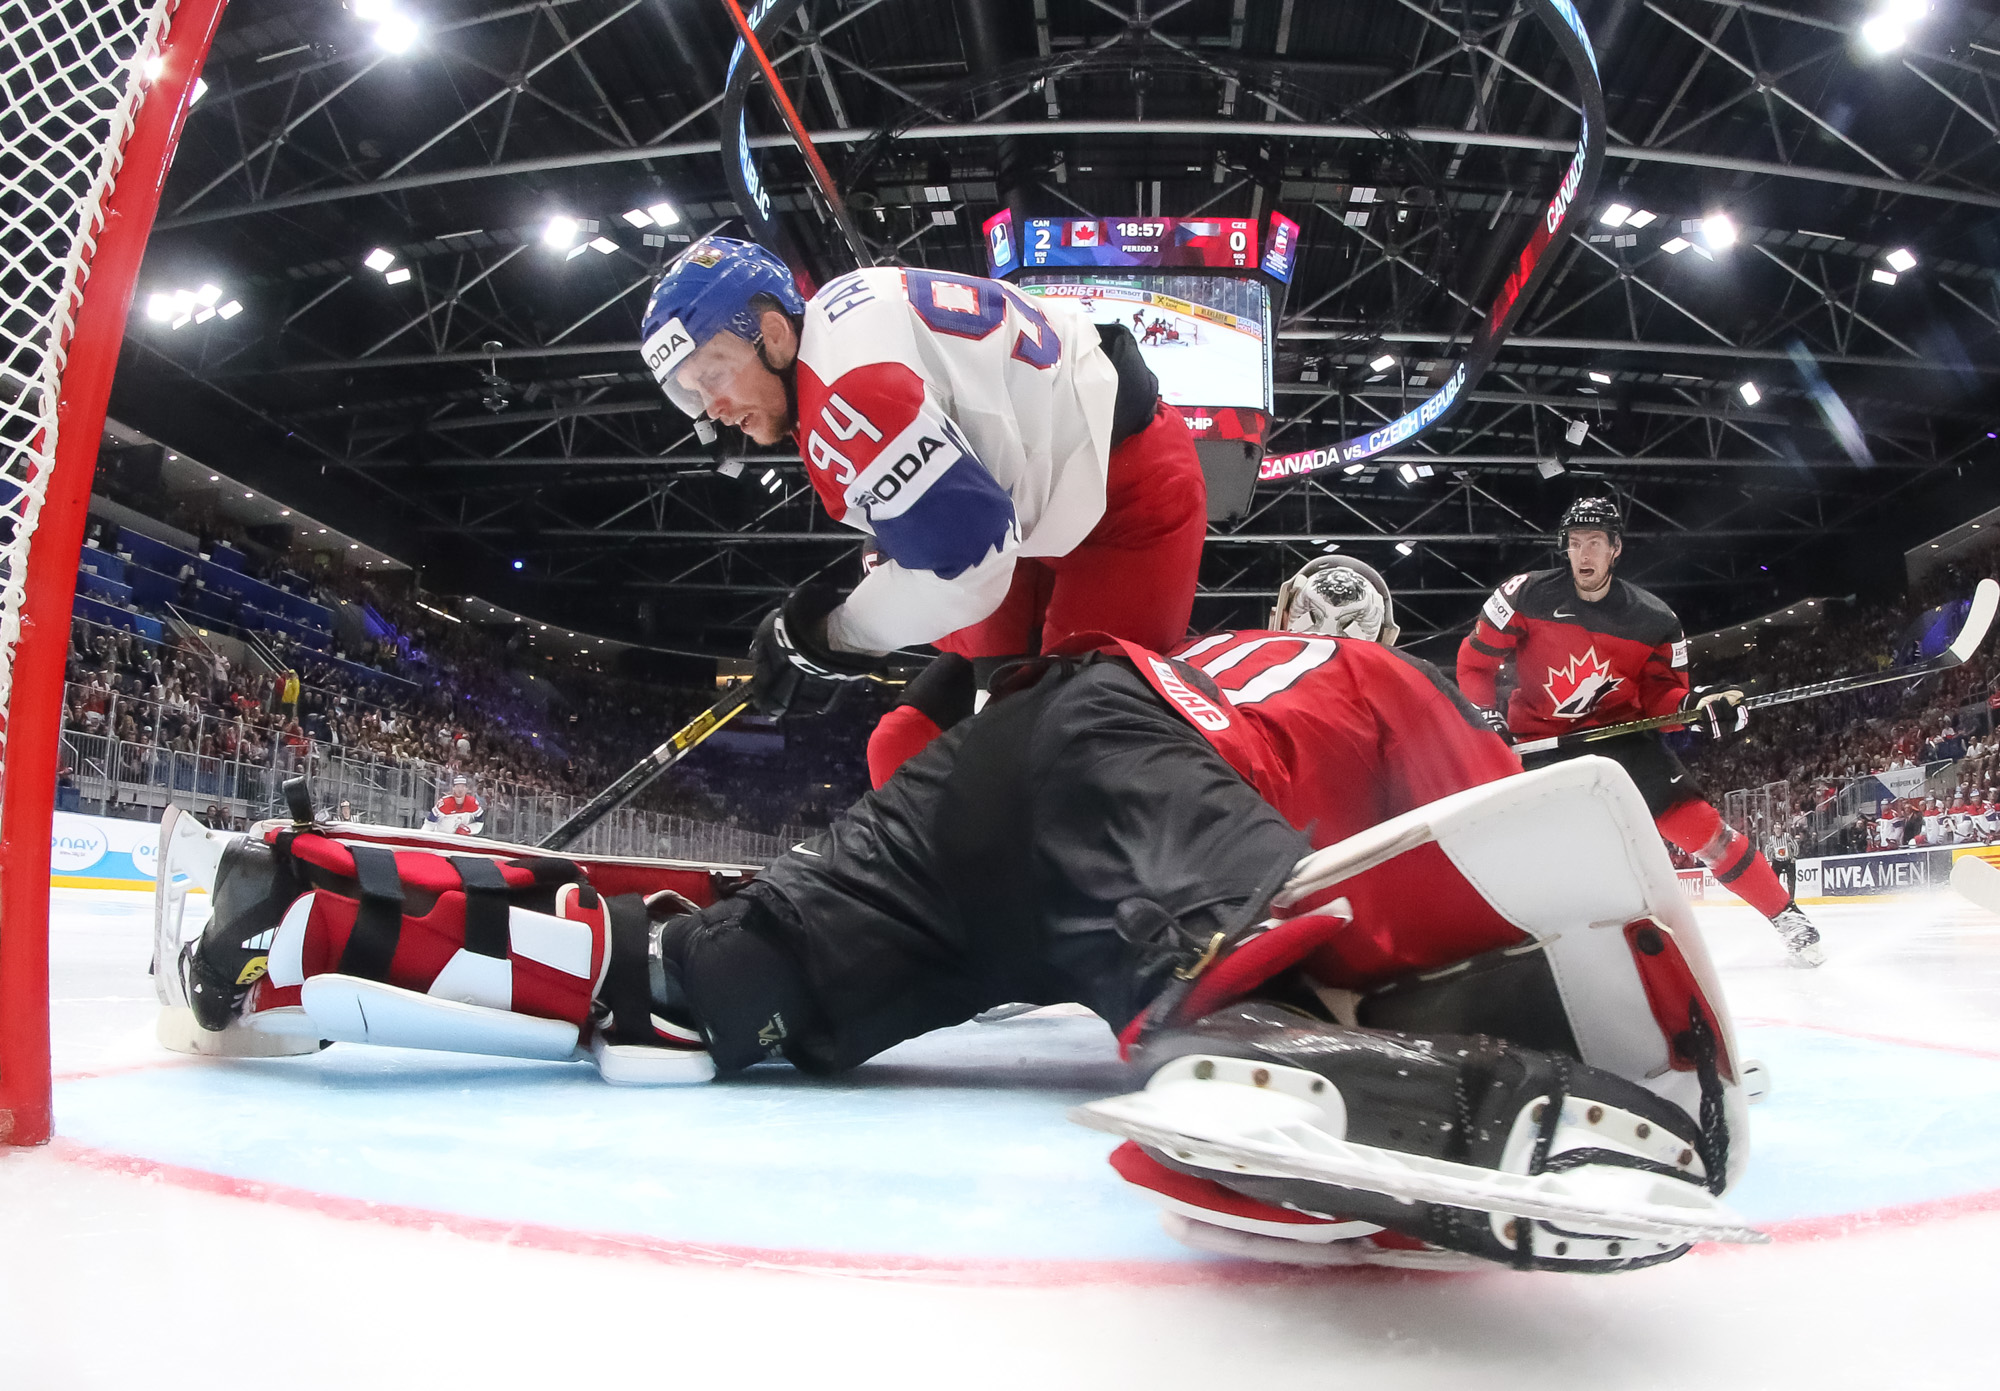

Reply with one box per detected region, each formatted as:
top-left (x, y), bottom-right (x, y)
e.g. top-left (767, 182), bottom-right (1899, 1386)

top-left (1072, 1091), bottom-right (1767, 1248)
top-left (538, 682), bottom-right (754, 851)
top-left (1950, 854), bottom-right (2000, 919)
top-left (1513, 578), bottom-right (2000, 758)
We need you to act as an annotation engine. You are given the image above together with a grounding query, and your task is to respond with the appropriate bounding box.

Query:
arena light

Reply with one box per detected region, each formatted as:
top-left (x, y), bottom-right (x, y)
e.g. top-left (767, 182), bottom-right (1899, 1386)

top-left (384, 267), bottom-right (412, 284)
top-left (1739, 381), bottom-right (1762, 405)
top-left (1872, 269), bottom-right (1899, 285)
top-left (512, 559), bottom-right (525, 570)
top-left (364, 247), bottom-right (396, 272)
top-left (217, 300), bottom-right (243, 319)
top-left (1860, 14), bottom-right (1907, 52)
top-left (1701, 213), bottom-right (1738, 250)
top-left (1660, 236), bottom-right (1691, 254)
top-left (1370, 354), bottom-right (1397, 372)
top-left (588, 237), bottom-right (617, 254)
top-left (1342, 462), bottom-right (1367, 475)
top-left (1624, 209), bottom-right (1657, 229)
top-left (622, 201), bottom-right (681, 228)
top-left (1886, 247), bottom-right (1917, 272)
top-left (351, 0), bottom-right (396, 19)
top-left (195, 283), bottom-right (222, 306)
top-left (1588, 370), bottom-right (1612, 384)
top-left (374, 15), bottom-right (420, 53)
top-left (1396, 462), bottom-right (1420, 485)
top-left (542, 215), bottom-right (580, 250)
top-left (1394, 540), bottom-right (1416, 556)
top-left (1598, 204), bottom-right (1632, 228)
top-left (145, 293), bottom-right (174, 321)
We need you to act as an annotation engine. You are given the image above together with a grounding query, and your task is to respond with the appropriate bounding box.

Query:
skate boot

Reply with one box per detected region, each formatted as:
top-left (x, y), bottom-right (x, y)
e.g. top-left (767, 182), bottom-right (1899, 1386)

top-left (1770, 902), bottom-right (1824, 968)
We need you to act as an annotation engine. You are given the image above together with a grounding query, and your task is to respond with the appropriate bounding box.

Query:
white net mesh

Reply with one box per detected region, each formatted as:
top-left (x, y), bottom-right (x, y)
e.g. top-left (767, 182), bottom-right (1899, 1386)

top-left (0, 0), bottom-right (175, 831)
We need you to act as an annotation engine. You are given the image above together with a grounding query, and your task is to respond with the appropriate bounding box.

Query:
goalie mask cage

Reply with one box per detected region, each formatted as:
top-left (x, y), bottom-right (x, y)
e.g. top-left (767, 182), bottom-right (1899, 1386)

top-left (0, 0), bottom-right (225, 1146)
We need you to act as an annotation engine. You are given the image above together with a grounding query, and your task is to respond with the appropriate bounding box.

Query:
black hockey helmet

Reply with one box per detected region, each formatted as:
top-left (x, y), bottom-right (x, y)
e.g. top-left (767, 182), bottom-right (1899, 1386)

top-left (1559, 495), bottom-right (1623, 550)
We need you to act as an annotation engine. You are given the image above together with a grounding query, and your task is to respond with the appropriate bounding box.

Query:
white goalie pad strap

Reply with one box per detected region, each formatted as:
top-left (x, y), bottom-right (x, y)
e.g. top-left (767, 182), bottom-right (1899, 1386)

top-left (300, 974), bottom-right (581, 1061)
top-left (1275, 757), bottom-right (1745, 1181)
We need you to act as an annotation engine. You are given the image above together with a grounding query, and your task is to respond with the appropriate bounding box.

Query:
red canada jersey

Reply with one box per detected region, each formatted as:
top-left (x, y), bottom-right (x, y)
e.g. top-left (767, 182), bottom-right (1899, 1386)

top-left (1456, 569), bottom-right (1690, 739)
top-left (1116, 632), bottom-right (1522, 851)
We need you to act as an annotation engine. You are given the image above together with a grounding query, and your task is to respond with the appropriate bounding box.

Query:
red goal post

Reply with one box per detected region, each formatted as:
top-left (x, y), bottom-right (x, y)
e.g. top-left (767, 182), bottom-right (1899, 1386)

top-left (0, 0), bottom-right (227, 1146)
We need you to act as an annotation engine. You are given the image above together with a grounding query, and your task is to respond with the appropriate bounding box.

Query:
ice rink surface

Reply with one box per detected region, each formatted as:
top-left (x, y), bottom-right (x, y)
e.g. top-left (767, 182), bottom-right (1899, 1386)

top-left (8, 885), bottom-right (2000, 1389)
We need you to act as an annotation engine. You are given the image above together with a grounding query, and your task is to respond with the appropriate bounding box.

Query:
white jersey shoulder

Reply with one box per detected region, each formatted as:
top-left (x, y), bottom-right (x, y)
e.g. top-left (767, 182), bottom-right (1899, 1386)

top-left (798, 267), bottom-right (1120, 561)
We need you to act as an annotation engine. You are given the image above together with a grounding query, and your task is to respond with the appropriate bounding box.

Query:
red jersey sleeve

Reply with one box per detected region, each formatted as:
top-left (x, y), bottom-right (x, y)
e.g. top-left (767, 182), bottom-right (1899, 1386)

top-left (1639, 627), bottom-right (1692, 718)
top-left (1456, 573), bottom-right (1529, 708)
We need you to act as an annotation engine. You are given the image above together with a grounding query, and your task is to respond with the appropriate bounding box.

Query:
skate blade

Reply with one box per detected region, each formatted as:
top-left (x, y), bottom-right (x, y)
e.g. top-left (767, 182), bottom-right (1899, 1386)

top-left (1073, 1076), bottom-right (1768, 1247)
top-left (1159, 1212), bottom-right (1486, 1270)
top-left (156, 1005), bottom-right (326, 1058)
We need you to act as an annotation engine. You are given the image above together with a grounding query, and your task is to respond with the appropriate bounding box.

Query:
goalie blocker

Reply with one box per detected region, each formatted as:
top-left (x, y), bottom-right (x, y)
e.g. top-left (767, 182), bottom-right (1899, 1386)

top-left (157, 657), bottom-right (1756, 1272)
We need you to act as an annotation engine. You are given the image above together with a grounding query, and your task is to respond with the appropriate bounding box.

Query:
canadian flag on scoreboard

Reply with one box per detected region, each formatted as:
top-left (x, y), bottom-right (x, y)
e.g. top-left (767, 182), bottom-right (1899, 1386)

top-left (1069, 221), bottom-right (1100, 247)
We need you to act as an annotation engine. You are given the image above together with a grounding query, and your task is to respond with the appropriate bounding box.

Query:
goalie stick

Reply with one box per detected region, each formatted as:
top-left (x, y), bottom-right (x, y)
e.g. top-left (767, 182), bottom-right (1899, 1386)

top-left (538, 682), bottom-right (754, 851)
top-left (1512, 578), bottom-right (2000, 757)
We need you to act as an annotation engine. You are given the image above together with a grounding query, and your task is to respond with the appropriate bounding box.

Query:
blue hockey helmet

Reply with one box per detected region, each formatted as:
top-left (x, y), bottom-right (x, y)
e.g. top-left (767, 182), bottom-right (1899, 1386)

top-left (640, 236), bottom-right (804, 419)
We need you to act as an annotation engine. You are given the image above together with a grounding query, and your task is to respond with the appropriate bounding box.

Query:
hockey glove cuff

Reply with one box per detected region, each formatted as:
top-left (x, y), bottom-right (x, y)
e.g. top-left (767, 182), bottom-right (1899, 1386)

top-left (749, 587), bottom-right (881, 715)
top-left (1474, 706), bottom-right (1514, 745)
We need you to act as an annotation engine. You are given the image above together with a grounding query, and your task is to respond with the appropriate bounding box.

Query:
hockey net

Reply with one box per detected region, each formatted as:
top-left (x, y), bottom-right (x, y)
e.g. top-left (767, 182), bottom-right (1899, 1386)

top-left (0, 0), bottom-right (224, 1145)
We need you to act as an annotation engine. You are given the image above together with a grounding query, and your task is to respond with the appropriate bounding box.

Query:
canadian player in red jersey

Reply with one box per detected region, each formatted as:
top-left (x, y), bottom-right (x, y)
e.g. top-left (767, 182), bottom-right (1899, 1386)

top-left (174, 612), bottom-right (1754, 1271)
top-left (638, 237), bottom-right (1207, 731)
top-left (1457, 497), bottom-right (1823, 967)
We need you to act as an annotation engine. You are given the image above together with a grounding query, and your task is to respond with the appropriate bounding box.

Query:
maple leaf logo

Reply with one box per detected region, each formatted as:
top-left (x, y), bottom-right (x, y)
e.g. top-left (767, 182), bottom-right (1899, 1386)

top-left (1545, 646), bottom-right (1623, 720)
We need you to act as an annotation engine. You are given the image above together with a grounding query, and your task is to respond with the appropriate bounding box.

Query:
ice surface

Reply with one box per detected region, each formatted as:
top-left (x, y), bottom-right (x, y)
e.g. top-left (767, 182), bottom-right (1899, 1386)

top-left (6, 887), bottom-right (2000, 1389)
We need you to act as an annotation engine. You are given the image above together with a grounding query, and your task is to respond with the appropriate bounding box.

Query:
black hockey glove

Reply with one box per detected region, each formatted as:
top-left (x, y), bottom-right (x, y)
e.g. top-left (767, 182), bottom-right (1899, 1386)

top-left (748, 586), bottom-right (881, 716)
top-left (895, 652), bottom-right (977, 732)
top-left (1684, 685), bottom-right (1748, 744)
top-left (1474, 706), bottom-right (1514, 745)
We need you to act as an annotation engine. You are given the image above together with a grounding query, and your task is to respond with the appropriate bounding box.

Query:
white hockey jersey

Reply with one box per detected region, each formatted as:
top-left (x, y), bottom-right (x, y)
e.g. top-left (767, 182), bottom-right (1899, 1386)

top-left (793, 266), bottom-right (1121, 653)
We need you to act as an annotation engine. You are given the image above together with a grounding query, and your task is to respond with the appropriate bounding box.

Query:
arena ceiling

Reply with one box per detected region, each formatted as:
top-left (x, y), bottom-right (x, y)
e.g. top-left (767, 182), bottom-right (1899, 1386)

top-left (110, 0), bottom-right (2000, 661)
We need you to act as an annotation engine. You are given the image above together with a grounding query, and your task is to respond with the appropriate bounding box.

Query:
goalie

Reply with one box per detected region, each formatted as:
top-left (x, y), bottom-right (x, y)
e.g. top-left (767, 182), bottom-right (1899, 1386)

top-left (161, 624), bottom-right (1757, 1272)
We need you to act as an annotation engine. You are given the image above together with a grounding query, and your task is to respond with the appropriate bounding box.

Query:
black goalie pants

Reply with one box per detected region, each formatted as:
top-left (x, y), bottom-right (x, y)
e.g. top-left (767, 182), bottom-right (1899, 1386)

top-left (665, 659), bottom-right (1308, 1075)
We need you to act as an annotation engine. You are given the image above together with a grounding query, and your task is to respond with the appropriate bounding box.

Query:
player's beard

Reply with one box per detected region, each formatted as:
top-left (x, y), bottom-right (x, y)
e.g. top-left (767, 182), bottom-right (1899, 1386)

top-left (757, 342), bottom-right (799, 440)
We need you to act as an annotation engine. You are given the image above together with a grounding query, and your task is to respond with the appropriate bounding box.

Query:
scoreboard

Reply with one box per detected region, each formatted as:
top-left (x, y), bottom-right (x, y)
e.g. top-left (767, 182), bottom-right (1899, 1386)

top-left (985, 214), bottom-right (1259, 275)
top-left (981, 208), bottom-right (1292, 522)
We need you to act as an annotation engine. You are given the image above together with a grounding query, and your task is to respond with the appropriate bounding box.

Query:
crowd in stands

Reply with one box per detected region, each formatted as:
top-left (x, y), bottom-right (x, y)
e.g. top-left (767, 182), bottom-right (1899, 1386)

top-left (1679, 544), bottom-right (2000, 855)
top-left (61, 496), bottom-right (882, 834)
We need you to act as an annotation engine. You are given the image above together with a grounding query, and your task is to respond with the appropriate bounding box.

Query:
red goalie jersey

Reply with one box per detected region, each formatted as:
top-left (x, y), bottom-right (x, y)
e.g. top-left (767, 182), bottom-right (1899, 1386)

top-left (1455, 569), bottom-right (1690, 739)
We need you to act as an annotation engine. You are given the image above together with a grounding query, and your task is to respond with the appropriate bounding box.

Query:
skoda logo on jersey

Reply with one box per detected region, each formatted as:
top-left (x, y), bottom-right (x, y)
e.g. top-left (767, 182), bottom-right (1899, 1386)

top-left (640, 317), bottom-right (696, 388)
top-left (1545, 646), bottom-right (1623, 720)
top-left (849, 415), bottom-right (975, 518)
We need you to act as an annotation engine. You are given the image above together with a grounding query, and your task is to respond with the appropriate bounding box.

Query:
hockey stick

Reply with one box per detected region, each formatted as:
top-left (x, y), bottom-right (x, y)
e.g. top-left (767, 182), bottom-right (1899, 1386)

top-left (538, 682), bottom-right (754, 851)
top-left (1511, 578), bottom-right (2000, 757)
top-left (718, 0), bottom-right (872, 268)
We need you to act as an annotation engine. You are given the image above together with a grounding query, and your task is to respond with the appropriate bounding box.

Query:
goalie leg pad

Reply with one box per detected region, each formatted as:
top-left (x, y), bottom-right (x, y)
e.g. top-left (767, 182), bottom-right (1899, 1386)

top-left (1094, 1002), bottom-right (1736, 1272)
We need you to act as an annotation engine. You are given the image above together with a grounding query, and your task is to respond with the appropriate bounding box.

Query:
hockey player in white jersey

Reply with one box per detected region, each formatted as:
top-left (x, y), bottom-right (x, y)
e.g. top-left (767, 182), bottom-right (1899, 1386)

top-left (639, 237), bottom-right (1208, 714)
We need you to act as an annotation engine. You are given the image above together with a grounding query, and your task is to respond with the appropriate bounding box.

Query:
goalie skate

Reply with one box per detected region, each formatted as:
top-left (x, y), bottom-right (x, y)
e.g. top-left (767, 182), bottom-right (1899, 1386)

top-left (152, 805), bottom-right (324, 1058)
top-left (1074, 1051), bottom-right (1765, 1249)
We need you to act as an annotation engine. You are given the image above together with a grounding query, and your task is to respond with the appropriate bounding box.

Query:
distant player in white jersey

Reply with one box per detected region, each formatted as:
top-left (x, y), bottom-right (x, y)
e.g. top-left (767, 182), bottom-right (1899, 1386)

top-left (639, 237), bottom-right (1206, 718)
top-left (1923, 798), bottom-right (1950, 844)
top-left (1982, 790), bottom-right (2000, 843)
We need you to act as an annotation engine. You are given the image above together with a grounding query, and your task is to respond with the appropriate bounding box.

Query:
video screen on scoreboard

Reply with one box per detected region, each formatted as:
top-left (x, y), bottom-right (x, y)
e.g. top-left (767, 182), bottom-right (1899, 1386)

top-left (1017, 272), bottom-right (1272, 414)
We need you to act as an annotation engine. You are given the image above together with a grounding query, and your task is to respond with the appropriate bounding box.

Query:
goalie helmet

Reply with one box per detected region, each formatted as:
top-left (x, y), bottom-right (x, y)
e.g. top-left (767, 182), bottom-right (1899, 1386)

top-left (640, 236), bottom-right (804, 420)
top-left (1270, 556), bottom-right (1399, 644)
top-left (1559, 495), bottom-right (1624, 549)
